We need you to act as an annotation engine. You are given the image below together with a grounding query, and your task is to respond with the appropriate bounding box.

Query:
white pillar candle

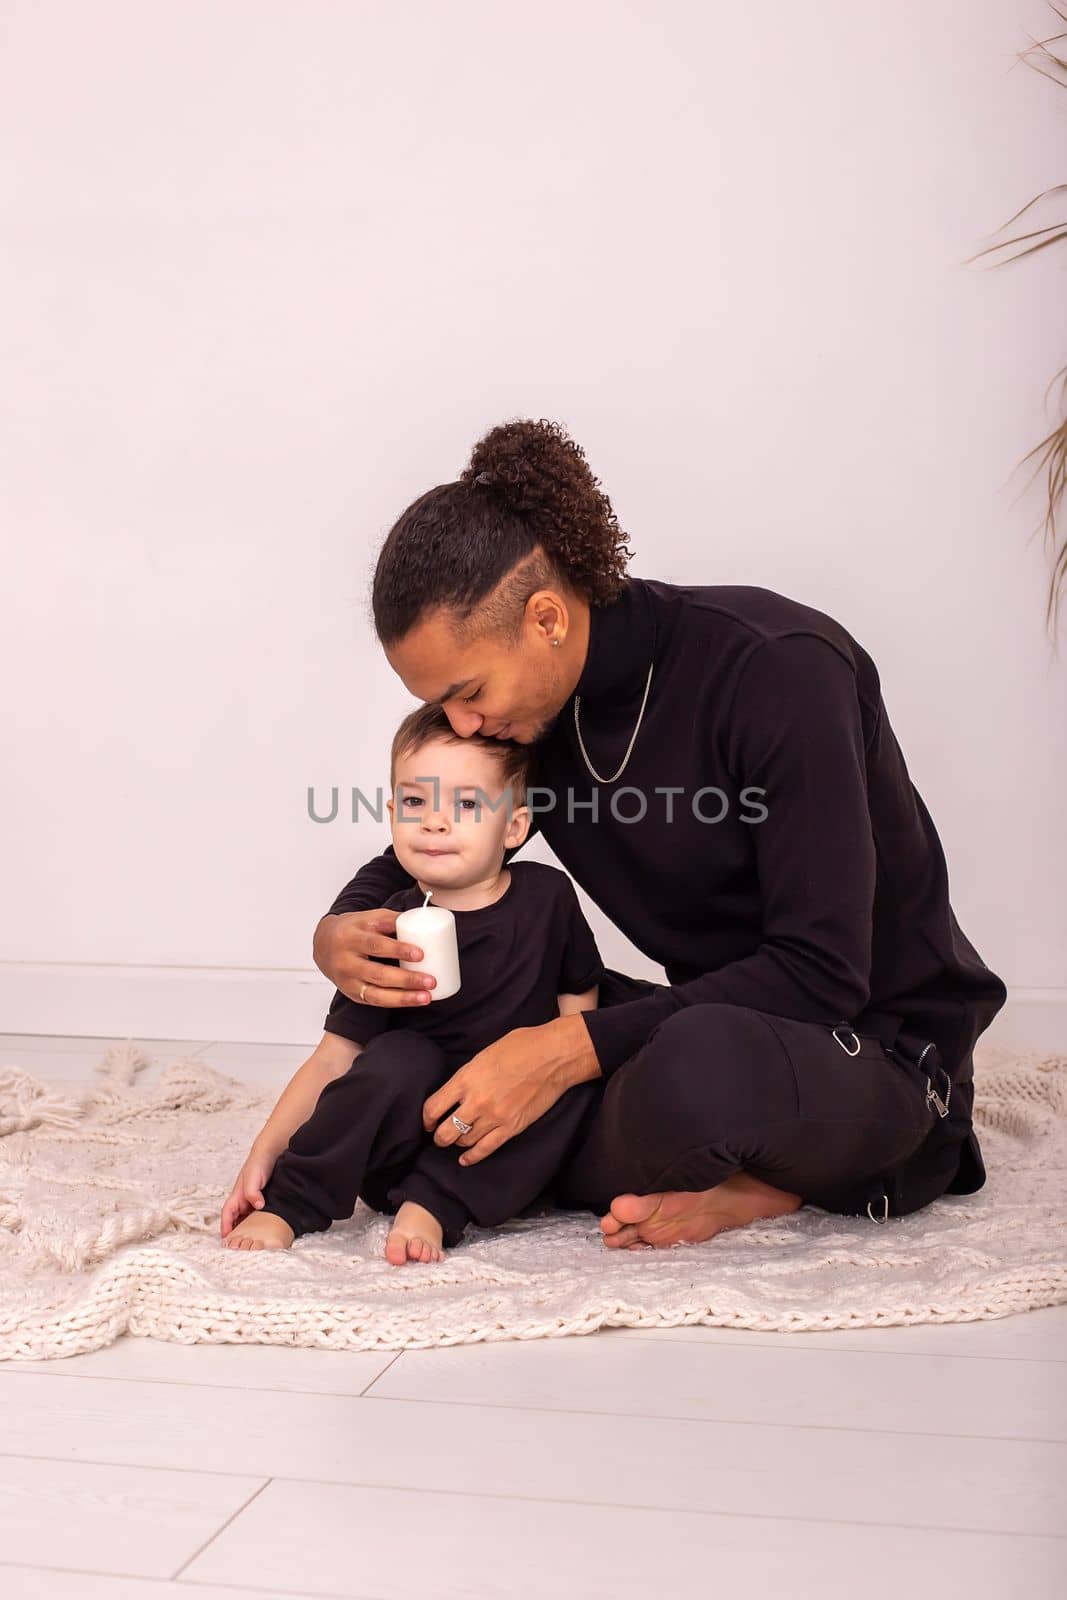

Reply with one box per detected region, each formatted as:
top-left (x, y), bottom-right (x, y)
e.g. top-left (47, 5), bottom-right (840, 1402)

top-left (395, 900), bottom-right (462, 1000)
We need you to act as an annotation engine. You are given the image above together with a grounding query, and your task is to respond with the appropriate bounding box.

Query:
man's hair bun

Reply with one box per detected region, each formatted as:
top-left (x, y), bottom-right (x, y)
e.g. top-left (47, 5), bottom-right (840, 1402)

top-left (371, 417), bottom-right (632, 645)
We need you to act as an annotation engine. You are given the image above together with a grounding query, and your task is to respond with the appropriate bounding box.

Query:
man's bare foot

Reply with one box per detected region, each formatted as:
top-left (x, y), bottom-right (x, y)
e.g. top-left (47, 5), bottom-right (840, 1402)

top-left (599, 1171), bottom-right (803, 1249)
top-left (385, 1200), bottom-right (446, 1266)
top-left (224, 1211), bottom-right (296, 1251)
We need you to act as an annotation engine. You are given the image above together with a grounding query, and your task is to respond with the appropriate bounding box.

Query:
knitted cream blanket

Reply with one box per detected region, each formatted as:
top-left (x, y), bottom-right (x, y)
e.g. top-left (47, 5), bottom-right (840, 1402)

top-left (1, 1040), bottom-right (1064, 1361)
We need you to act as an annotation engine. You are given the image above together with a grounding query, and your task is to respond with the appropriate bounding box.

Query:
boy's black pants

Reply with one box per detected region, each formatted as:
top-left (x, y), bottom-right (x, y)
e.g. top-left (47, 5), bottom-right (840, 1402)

top-left (258, 980), bottom-right (979, 1248)
top-left (259, 1027), bottom-right (597, 1248)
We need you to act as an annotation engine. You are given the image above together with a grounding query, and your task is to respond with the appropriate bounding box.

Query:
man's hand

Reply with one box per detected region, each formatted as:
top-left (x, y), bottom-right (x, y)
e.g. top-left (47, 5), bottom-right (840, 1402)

top-left (313, 910), bottom-right (437, 1008)
top-left (423, 1014), bottom-right (602, 1165)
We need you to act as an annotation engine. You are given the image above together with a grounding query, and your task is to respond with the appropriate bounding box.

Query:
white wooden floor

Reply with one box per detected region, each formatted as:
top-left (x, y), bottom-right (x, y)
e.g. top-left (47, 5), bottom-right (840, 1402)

top-left (1, 1033), bottom-right (1065, 1600)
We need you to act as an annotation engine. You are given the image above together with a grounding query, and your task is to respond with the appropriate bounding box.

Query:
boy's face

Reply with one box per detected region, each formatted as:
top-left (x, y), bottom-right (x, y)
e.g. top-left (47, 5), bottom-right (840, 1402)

top-left (387, 736), bottom-right (530, 886)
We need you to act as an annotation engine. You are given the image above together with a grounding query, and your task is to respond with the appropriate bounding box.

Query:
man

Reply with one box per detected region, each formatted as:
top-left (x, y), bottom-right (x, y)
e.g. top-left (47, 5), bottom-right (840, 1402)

top-left (313, 419), bottom-right (1006, 1248)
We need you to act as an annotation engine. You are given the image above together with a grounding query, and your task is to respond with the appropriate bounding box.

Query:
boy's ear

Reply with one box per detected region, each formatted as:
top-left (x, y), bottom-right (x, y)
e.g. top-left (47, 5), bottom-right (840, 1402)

top-left (505, 803), bottom-right (531, 848)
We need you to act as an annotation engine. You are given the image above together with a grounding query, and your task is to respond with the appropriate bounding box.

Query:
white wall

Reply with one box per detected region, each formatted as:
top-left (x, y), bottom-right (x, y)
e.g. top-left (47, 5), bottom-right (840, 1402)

top-left (1, 0), bottom-right (1063, 1047)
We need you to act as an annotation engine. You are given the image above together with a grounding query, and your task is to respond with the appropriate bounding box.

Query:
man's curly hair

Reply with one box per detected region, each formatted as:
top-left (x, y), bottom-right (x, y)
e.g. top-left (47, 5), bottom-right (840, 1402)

top-left (371, 418), bottom-right (634, 646)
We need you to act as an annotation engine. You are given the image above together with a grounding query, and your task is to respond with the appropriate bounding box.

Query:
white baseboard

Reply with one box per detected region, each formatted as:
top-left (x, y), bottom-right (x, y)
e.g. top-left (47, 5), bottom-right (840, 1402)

top-left (0, 963), bottom-right (334, 1046)
top-left (0, 965), bottom-right (1064, 1053)
top-left (980, 989), bottom-right (1067, 1056)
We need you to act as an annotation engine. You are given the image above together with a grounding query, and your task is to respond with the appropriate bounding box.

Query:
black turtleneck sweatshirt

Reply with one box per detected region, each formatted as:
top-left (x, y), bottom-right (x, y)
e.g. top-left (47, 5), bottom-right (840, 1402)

top-left (323, 577), bottom-right (1007, 1091)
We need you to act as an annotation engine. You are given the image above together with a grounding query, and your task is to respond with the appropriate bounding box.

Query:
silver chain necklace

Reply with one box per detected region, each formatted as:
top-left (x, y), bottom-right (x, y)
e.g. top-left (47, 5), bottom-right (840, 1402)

top-left (573, 660), bottom-right (655, 784)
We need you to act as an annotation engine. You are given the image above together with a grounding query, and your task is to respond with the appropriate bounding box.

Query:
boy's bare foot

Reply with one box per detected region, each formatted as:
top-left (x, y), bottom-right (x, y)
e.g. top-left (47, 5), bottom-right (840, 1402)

top-left (599, 1171), bottom-right (803, 1249)
top-left (385, 1200), bottom-right (446, 1266)
top-left (224, 1211), bottom-right (296, 1251)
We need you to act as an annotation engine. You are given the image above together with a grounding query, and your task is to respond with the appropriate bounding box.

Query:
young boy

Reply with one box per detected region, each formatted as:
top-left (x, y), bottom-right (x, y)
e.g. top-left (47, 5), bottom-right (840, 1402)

top-left (220, 702), bottom-right (605, 1264)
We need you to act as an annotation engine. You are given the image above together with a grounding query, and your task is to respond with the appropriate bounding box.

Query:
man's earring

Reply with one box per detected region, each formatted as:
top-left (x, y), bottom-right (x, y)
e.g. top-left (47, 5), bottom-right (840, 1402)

top-left (552, 638), bottom-right (561, 647)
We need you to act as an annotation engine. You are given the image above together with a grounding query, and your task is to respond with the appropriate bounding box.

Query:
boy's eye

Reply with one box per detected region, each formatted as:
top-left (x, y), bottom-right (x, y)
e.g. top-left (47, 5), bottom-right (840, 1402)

top-left (402, 795), bottom-right (423, 808)
top-left (458, 797), bottom-right (478, 811)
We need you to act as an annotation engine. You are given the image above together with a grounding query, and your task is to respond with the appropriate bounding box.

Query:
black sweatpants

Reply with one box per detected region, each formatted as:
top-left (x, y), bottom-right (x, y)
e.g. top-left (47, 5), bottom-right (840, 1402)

top-left (258, 982), bottom-right (964, 1249)
top-left (258, 1027), bottom-right (600, 1249)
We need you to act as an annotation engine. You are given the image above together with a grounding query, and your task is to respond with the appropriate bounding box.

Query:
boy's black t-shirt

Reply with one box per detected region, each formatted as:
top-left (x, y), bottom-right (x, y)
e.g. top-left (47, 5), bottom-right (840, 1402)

top-left (323, 860), bottom-right (605, 1073)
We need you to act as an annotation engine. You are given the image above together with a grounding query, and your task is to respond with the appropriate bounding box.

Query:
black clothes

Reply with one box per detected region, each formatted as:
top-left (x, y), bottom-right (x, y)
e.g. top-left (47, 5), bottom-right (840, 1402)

top-left (258, 1028), bottom-right (602, 1249)
top-left (324, 577), bottom-right (1008, 1217)
top-left (549, 993), bottom-right (970, 1223)
top-left (257, 983), bottom-right (961, 1249)
top-left (258, 861), bottom-right (606, 1247)
top-left (321, 860), bottom-right (606, 1071)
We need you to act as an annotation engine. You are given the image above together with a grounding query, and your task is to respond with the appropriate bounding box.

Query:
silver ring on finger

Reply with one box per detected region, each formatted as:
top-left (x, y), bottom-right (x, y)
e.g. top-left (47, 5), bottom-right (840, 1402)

top-left (451, 1113), bottom-right (473, 1135)
top-left (359, 982), bottom-right (368, 1003)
